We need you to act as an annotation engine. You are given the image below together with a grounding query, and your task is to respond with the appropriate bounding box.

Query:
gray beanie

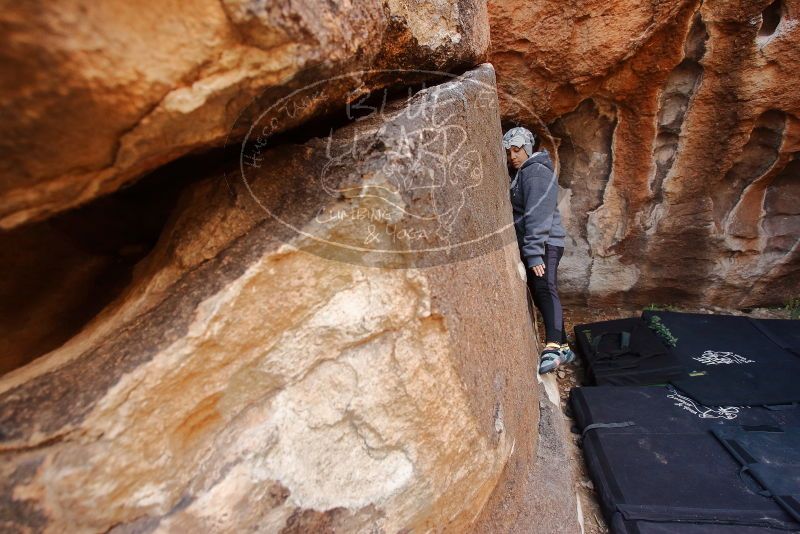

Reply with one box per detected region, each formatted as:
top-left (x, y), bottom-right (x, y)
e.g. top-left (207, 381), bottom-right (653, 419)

top-left (502, 126), bottom-right (535, 157)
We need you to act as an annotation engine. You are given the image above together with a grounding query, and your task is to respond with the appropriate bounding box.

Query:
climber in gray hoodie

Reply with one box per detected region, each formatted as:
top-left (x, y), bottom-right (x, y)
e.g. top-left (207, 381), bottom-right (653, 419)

top-left (503, 126), bottom-right (574, 374)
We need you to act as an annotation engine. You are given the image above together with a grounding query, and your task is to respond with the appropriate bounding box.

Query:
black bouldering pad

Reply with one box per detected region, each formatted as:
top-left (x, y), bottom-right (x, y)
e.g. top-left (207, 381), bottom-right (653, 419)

top-left (751, 318), bottom-right (800, 357)
top-left (581, 429), bottom-right (798, 530)
top-left (570, 385), bottom-right (800, 435)
top-left (749, 464), bottom-right (800, 523)
top-left (573, 317), bottom-right (685, 386)
top-left (641, 311), bottom-right (800, 406)
top-left (713, 426), bottom-right (800, 522)
top-left (570, 386), bottom-right (800, 532)
top-left (610, 514), bottom-right (790, 533)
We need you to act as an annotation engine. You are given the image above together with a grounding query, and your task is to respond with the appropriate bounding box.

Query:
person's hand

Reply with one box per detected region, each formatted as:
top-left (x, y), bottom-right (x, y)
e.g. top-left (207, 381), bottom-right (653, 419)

top-left (531, 264), bottom-right (545, 277)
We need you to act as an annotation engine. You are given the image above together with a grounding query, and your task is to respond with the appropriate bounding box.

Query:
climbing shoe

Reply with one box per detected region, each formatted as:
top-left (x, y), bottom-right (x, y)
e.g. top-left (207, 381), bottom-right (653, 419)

top-left (559, 343), bottom-right (576, 366)
top-left (539, 342), bottom-right (576, 374)
top-left (539, 343), bottom-right (563, 374)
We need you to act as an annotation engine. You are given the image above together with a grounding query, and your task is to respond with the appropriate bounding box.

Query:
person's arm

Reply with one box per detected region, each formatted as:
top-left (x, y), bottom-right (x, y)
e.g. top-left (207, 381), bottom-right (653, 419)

top-left (520, 162), bottom-right (558, 270)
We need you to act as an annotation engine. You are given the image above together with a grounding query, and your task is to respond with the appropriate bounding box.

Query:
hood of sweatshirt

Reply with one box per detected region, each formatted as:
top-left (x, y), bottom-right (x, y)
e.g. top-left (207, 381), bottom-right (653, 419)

top-left (518, 149), bottom-right (554, 172)
top-left (510, 149), bottom-right (554, 187)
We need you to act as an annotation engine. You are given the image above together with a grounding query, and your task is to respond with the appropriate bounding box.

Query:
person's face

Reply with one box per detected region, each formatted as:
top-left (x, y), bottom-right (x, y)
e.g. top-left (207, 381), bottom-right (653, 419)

top-left (507, 145), bottom-right (528, 169)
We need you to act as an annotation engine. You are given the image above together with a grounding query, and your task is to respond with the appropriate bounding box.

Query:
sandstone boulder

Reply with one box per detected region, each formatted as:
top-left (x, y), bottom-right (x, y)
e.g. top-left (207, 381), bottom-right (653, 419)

top-left (0, 0), bottom-right (488, 229)
top-left (0, 65), bottom-right (577, 533)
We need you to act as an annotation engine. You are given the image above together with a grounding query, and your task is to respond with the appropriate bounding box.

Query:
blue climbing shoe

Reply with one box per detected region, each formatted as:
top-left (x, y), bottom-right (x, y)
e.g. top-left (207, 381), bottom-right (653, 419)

top-left (560, 343), bottom-right (576, 365)
top-left (539, 343), bottom-right (562, 374)
top-left (539, 343), bottom-right (576, 374)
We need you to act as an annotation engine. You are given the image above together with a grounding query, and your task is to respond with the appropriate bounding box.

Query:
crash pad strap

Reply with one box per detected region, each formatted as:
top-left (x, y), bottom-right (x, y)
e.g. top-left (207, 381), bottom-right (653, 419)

top-left (581, 421), bottom-right (635, 439)
top-left (737, 466), bottom-right (772, 497)
top-left (591, 331), bottom-right (632, 353)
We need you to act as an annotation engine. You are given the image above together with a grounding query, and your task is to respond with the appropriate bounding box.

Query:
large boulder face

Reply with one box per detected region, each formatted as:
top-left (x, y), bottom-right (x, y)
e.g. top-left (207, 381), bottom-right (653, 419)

top-left (0, 66), bottom-right (572, 533)
top-left (489, 0), bottom-right (800, 308)
top-left (0, 0), bottom-right (488, 230)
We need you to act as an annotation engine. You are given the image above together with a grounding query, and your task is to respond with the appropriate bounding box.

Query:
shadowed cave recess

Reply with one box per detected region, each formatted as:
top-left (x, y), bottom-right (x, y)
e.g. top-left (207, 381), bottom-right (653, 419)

top-left (0, 69), bottom-right (454, 378)
top-left (0, 158), bottom-right (207, 376)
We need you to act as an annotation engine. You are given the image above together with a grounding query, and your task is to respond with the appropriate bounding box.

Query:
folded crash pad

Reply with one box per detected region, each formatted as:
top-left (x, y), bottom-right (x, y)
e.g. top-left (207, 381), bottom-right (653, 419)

top-left (573, 317), bottom-right (685, 386)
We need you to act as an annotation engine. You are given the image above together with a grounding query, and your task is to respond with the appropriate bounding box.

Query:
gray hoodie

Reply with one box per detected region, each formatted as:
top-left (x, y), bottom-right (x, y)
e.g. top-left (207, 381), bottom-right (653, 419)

top-left (509, 149), bottom-right (566, 268)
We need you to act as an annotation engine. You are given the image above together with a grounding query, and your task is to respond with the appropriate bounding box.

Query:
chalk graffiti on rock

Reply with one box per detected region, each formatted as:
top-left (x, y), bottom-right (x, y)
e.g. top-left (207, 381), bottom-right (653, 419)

top-left (319, 117), bottom-right (484, 243)
top-left (235, 68), bottom-right (554, 266)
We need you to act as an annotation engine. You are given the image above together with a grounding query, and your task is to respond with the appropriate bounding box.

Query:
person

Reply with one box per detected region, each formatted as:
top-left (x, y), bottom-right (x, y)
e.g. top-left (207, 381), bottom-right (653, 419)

top-left (503, 126), bottom-right (574, 374)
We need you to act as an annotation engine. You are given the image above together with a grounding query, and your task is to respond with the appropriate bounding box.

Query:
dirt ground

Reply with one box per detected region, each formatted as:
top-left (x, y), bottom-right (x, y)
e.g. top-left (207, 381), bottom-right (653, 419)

top-left (539, 303), bottom-right (793, 534)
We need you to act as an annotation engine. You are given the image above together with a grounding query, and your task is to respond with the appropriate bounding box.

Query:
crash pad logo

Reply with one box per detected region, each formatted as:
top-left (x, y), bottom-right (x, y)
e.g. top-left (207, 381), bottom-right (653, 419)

top-left (667, 387), bottom-right (740, 420)
top-left (230, 68), bottom-right (558, 267)
top-left (693, 350), bottom-right (755, 366)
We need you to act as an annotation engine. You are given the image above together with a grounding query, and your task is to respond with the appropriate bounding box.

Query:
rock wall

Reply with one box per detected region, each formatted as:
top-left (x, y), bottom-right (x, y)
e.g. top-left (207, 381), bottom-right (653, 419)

top-left (0, 61), bottom-right (578, 532)
top-left (490, 0), bottom-right (800, 308)
top-left (0, 0), bottom-right (488, 229)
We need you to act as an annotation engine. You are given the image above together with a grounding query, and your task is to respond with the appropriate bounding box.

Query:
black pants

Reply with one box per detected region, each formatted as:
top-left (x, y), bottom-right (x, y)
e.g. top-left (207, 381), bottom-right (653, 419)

top-left (526, 244), bottom-right (567, 345)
